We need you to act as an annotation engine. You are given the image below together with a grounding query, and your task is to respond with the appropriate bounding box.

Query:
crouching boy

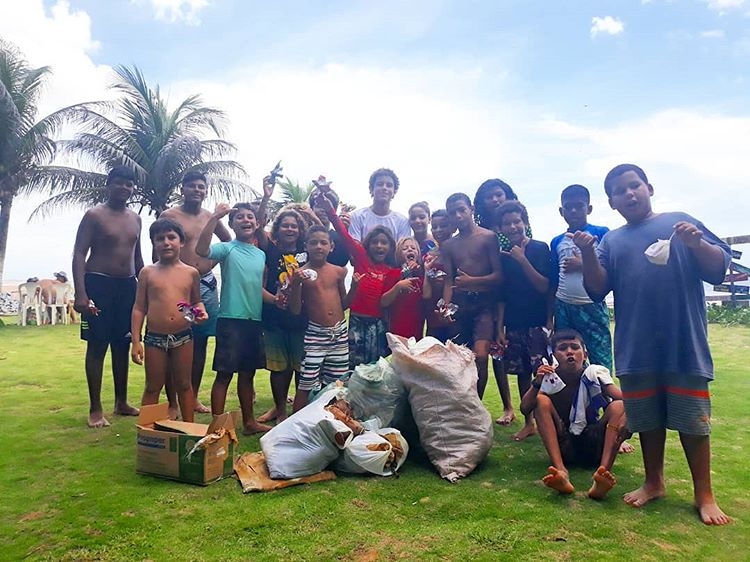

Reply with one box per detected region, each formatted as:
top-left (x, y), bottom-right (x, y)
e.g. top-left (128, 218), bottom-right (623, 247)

top-left (521, 329), bottom-right (630, 499)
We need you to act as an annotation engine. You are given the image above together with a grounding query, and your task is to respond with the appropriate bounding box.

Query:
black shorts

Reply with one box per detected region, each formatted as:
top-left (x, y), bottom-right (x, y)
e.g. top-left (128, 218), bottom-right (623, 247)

top-left (557, 419), bottom-right (607, 468)
top-left (213, 318), bottom-right (265, 373)
top-left (452, 291), bottom-right (495, 346)
top-left (80, 272), bottom-right (137, 345)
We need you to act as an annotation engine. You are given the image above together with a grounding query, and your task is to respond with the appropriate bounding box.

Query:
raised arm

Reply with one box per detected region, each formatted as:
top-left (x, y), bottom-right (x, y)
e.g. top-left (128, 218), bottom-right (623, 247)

top-left (569, 231), bottom-right (609, 301)
top-left (673, 221), bottom-right (729, 283)
top-left (255, 176), bottom-right (274, 249)
top-left (320, 195), bottom-right (367, 267)
top-left (196, 203), bottom-right (231, 257)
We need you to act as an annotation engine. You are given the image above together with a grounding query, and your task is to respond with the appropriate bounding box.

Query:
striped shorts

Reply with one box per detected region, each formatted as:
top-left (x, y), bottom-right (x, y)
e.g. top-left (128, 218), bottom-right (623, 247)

top-left (619, 373), bottom-right (711, 436)
top-left (298, 319), bottom-right (349, 392)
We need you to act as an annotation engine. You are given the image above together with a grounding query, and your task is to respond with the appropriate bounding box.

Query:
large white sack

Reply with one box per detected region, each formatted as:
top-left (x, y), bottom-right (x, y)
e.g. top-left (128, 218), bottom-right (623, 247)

top-left (260, 387), bottom-right (354, 479)
top-left (334, 428), bottom-right (409, 476)
top-left (387, 334), bottom-right (493, 482)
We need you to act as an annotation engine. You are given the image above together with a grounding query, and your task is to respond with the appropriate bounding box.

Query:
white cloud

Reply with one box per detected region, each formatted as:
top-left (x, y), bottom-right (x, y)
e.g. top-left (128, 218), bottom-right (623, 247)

top-left (702, 0), bottom-right (746, 13)
top-left (135, 0), bottom-right (210, 26)
top-left (700, 29), bottom-right (726, 38)
top-left (590, 16), bottom-right (625, 38)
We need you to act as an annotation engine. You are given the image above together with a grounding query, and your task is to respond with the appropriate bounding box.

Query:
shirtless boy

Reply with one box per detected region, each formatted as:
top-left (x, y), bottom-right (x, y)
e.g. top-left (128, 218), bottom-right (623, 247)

top-left (72, 166), bottom-right (144, 428)
top-left (441, 193), bottom-right (503, 397)
top-left (160, 171), bottom-right (231, 413)
top-left (131, 218), bottom-right (206, 423)
top-left (288, 225), bottom-right (355, 413)
top-left (520, 330), bottom-right (629, 500)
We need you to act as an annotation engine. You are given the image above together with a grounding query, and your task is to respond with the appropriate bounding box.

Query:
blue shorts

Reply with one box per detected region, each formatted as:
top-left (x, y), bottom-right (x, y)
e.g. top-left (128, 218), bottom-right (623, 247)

top-left (620, 373), bottom-right (711, 435)
top-left (144, 328), bottom-right (193, 350)
top-left (80, 272), bottom-right (136, 345)
top-left (191, 272), bottom-right (219, 339)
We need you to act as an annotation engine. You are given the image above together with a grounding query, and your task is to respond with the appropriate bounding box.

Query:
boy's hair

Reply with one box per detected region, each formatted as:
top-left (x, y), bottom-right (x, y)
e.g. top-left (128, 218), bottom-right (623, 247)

top-left (368, 168), bottom-right (400, 194)
top-left (431, 208), bottom-right (448, 220)
top-left (495, 200), bottom-right (530, 227)
top-left (228, 202), bottom-right (258, 225)
top-left (474, 178), bottom-right (517, 228)
top-left (561, 184), bottom-right (590, 203)
top-left (271, 209), bottom-right (307, 250)
top-left (306, 224), bottom-right (331, 240)
top-left (408, 201), bottom-right (430, 216)
top-left (550, 329), bottom-right (586, 351)
top-left (106, 165), bottom-right (136, 184)
top-left (446, 192), bottom-right (472, 208)
top-left (149, 217), bottom-right (186, 242)
top-left (363, 225), bottom-right (396, 265)
top-left (182, 170), bottom-right (207, 185)
top-left (604, 164), bottom-right (649, 197)
top-left (308, 187), bottom-right (340, 209)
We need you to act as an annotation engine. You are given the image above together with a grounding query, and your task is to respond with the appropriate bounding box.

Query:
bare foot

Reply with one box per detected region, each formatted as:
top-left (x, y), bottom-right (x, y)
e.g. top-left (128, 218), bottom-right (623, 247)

top-left (511, 423), bottom-right (536, 441)
top-left (543, 466), bottom-right (574, 494)
top-left (167, 406), bottom-right (179, 420)
top-left (242, 422), bottom-right (273, 436)
top-left (286, 395), bottom-right (294, 404)
top-left (495, 409), bottom-right (516, 426)
top-left (588, 466), bottom-right (617, 500)
top-left (619, 440), bottom-right (635, 454)
top-left (696, 500), bottom-right (731, 525)
top-left (87, 412), bottom-right (111, 428)
top-left (113, 403), bottom-right (140, 416)
top-left (194, 401), bottom-right (211, 414)
top-left (623, 483), bottom-right (665, 507)
top-left (256, 407), bottom-right (278, 423)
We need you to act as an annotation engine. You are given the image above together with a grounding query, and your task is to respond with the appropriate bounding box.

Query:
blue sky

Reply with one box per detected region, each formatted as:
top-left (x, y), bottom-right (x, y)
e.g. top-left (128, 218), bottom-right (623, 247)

top-left (1, 0), bottom-right (749, 281)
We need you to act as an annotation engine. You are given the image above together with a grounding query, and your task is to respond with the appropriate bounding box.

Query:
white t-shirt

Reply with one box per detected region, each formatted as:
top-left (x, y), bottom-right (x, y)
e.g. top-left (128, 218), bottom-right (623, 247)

top-left (348, 206), bottom-right (411, 242)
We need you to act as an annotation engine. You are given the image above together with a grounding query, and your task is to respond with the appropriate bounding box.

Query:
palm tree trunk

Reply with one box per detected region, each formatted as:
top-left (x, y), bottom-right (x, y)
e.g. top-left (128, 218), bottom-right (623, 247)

top-left (0, 192), bottom-right (13, 289)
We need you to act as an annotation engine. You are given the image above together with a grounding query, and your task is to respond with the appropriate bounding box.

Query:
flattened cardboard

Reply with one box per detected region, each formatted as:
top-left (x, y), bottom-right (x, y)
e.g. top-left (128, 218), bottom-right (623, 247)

top-left (234, 452), bottom-right (336, 493)
top-left (136, 404), bottom-right (237, 485)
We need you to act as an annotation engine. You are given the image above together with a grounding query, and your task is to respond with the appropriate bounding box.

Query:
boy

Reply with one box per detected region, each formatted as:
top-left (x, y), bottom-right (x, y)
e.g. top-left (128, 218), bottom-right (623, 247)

top-left (495, 200), bottom-right (552, 441)
top-left (521, 330), bottom-right (629, 499)
top-left (441, 193), bottom-right (503, 398)
top-left (572, 163), bottom-right (731, 525)
top-left (550, 185), bottom-right (612, 371)
top-left (288, 226), bottom-right (354, 412)
top-left (308, 187), bottom-right (350, 267)
top-left (131, 219), bottom-right (206, 423)
top-left (161, 171), bottom-right (232, 413)
top-left (347, 168), bottom-right (411, 242)
top-left (72, 166), bottom-right (144, 428)
top-left (196, 202), bottom-right (271, 435)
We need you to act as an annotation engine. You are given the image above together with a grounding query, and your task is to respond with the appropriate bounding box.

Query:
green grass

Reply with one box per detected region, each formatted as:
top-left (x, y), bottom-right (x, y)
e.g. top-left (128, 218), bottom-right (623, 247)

top-left (0, 321), bottom-right (748, 561)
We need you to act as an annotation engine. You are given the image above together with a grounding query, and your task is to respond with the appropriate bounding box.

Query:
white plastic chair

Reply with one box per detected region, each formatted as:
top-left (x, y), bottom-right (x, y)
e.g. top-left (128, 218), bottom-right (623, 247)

top-left (46, 283), bottom-right (73, 325)
top-left (17, 282), bottom-right (42, 326)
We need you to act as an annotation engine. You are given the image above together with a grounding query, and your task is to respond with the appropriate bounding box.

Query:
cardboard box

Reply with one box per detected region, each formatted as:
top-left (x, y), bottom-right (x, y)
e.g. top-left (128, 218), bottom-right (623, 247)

top-left (136, 403), bottom-right (237, 485)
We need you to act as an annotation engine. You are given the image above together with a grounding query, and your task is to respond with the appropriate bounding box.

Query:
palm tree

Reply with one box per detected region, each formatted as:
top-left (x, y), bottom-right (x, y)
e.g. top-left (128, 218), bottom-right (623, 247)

top-left (277, 177), bottom-right (315, 205)
top-left (31, 65), bottom-right (253, 218)
top-left (0, 41), bottom-right (98, 288)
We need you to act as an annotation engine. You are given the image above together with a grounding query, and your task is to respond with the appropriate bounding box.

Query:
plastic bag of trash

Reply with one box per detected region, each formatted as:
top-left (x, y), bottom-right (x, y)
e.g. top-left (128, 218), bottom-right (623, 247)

top-left (261, 387), bottom-right (354, 479)
top-left (333, 428), bottom-right (409, 476)
top-left (347, 358), bottom-right (407, 427)
top-left (387, 334), bottom-right (493, 482)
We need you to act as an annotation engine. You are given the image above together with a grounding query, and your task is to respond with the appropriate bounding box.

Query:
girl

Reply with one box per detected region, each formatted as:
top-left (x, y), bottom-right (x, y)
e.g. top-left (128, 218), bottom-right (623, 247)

top-left (408, 201), bottom-right (435, 255)
top-left (421, 210), bottom-right (457, 341)
top-left (319, 195), bottom-right (400, 367)
top-left (473, 178), bottom-right (518, 230)
top-left (256, 208), bottom-right (309, 423)
top-left (381, 236), bottom-right (425, 340)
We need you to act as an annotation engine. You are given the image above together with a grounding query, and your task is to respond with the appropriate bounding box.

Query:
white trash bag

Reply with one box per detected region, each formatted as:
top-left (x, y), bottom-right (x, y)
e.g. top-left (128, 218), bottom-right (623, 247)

top-left (387, 334), bottom-right (493, 482)
top-left (334, 428), bottom-right (409, 476)
top-left (261, 387), bottom-right (354, 479)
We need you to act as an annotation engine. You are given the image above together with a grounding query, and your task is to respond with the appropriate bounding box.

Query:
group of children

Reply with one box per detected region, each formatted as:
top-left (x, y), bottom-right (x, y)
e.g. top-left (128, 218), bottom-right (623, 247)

top-left (74, 164), bottom-right (731, 525)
